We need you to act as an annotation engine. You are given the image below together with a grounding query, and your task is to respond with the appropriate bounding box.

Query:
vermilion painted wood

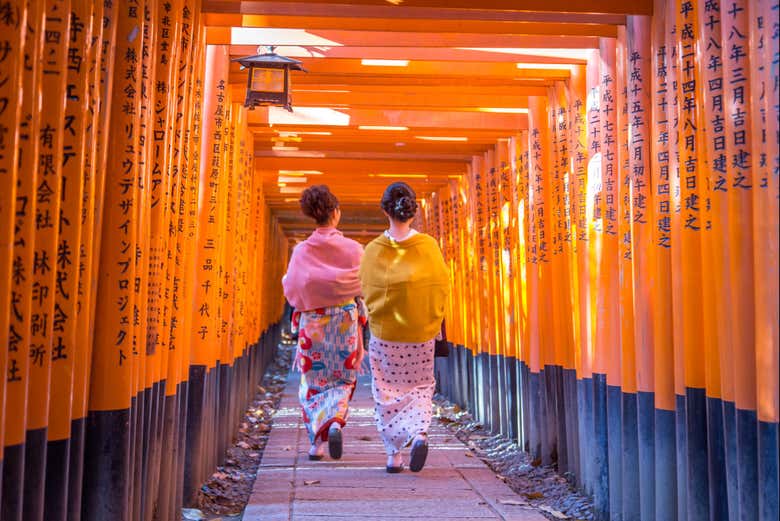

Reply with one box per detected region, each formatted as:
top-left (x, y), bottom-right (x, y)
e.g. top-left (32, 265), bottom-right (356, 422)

top-left (206, 13), bottom-right (620, 38)
top-left (2, 2), bottom-right (42, 518)
top-left (0, 4), bottom-right (25, 501)
top-left (202, 0), bottom-right (653, 15)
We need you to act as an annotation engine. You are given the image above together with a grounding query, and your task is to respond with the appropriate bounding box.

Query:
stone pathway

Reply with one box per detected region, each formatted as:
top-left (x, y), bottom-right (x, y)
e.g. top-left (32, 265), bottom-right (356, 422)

top-left (245, 373), bottom-right (546, 521)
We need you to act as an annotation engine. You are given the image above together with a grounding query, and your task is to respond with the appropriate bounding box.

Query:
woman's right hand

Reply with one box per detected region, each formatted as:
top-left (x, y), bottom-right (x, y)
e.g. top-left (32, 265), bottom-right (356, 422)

top-left (354, 346), bottom-right (365, 375)
top-left (354, 322), bottom-right (366, 374)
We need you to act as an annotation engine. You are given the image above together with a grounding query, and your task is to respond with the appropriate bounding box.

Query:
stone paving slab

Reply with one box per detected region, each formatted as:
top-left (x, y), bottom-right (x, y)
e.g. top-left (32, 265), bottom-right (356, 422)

top-left (294, 485), bottom-right (477, 501)
top-left (245, 374), bottom-right (546, 521)
top-left (294, 497), bottom-right (499, 518)
top-left (293, 517), bottom-right (491, 521)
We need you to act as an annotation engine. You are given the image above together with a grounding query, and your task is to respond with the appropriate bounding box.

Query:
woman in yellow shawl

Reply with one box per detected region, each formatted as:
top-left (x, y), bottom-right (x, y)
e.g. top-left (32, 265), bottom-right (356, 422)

top-left (360, 182), bottom-right (450, 473)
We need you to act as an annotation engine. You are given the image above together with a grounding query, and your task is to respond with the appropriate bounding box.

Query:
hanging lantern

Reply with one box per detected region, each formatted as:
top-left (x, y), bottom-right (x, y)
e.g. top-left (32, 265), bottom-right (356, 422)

top-left (233, 46), bottom-right (306, 112)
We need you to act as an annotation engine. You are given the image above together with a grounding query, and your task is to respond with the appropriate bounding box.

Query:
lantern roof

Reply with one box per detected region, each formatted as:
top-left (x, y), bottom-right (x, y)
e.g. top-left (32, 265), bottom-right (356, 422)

top-left (233, 48), bottom-right (307, 71)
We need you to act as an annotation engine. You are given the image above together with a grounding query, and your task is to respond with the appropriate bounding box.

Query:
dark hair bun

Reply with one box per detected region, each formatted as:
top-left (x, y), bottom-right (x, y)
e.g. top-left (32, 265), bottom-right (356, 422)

top-left (394, 196), bottom-right (416, 221)
top-left (299, 185), bottom-right (339, 225)
top-left (381, 182), bottom-right (418, 222)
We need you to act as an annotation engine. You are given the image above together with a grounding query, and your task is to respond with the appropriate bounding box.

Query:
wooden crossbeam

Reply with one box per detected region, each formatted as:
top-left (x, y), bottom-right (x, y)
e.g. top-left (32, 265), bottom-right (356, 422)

top-left (255, 157), bottom-right (467, 173)
top-left (232, 85), bottom-right (531, 111)
top-left (227, 45), bottom-right (588, 64)
top-left (201, 0), bottom-right (652, 16)
top-left (206, 2), bottom-right (627, 24)
top-left (246, 106), bottom-right (527, 130)
top-left (208, 28), bottom-right (601, 48)
top-left (205, 14), bottom-right (619, 37)
top-left (232, 57), bottom-right (571, 79)
top-left (233, 73), bottom-right (554, 88)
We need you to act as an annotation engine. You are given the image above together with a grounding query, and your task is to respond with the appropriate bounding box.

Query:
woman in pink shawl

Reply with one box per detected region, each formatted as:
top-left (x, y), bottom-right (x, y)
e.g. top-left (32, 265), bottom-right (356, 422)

top-left (282, 185), bottom-right (366, 461)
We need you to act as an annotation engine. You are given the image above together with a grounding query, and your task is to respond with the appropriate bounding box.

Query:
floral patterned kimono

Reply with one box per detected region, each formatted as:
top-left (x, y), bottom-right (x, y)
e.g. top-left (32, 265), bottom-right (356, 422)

top-left (292, 298), bottom-right (367, 444)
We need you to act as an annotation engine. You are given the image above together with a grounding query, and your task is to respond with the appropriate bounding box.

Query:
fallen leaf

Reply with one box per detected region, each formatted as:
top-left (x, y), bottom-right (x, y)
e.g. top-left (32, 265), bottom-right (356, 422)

top-left (496, 475), bottom-right (508, 482)
top-left (538, 505), bottom-right (569, 519)
top-left (182, 508), bottom-right (206, 520)
top-left (283, 446), bottom-right (292, 451)
top-left (464, 451), bottom-right (474, 457)
top-left (237, 441), bottom-right (251, 450)
top-left (524, 492), bottom-right (544, 500)
top-left (531, 458), bottom-right (542, 467)
top-left (212, 472), bottom-right (229, 480)
top-left (358, 435), bottom-right (372, 441)
top-left (498, 499), bottom-right (529, 506)
top-left (303, 480), bottom-right (320, 486)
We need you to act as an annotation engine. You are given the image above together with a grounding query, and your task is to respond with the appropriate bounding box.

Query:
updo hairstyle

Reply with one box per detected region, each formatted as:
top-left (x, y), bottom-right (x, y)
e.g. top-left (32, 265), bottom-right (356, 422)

top-left (299, 185), bottom-right (339, 225)
top-left (380, 182), bottom-right (418, 222)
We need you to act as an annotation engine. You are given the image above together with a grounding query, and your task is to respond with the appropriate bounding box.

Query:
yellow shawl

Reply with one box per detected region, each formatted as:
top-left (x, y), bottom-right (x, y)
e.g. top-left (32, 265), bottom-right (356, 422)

top-left (359, 233), bottom-right (450, 343)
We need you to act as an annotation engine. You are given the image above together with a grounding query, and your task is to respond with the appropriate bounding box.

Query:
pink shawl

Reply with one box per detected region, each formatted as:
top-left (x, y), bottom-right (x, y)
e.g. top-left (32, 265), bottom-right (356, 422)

top-left (282, 227), bottom-right (363, 311)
